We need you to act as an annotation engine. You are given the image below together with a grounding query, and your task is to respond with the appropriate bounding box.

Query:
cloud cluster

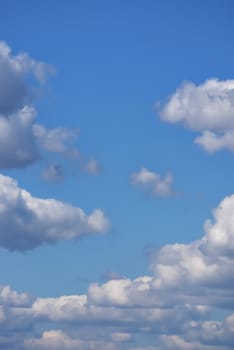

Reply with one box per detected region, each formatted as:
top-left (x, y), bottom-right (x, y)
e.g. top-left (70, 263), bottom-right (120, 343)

top-left (0, 174), bottom-right (109, 250)
top-left (158, 79), bottom-right (234, 152)
top-left (0, 41), bottom-right (54, 115)
top-left (0, 194), bottom-right (233, 348)
top-left (0, 41), bottom-right (51, 168)
top-left (0, 41), bottom-right (82, 169)
top-left (131, 168), bottom-right (174, 197)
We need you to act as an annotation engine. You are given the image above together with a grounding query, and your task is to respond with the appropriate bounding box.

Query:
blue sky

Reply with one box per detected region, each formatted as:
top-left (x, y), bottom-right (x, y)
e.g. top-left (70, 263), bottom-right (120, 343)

top-left (0, 1), bottom-right (234, 349)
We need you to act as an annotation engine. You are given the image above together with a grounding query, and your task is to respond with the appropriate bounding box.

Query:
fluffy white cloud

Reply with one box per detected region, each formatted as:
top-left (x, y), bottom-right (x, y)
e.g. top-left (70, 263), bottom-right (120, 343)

top-left (0, 174), bottom-right (109, 250)
top-left (158, 79), bottom-right (234, 152)
top-left (0, 285), bottom-right (32, 307)
top-left (0, 41), bottom-right (54, 115)
top-left (203, 194), bottom-right (234, 256)
top-left (0, 42), bottom-right (82, 169)
top-left (195, 130), bottom-right (234, 153)
top-left (87, 194), bottom-right (234, 310)
top-left (131, 168), bottom-right (174, 197)
top-left (3, 193), bottom-right (231, 349)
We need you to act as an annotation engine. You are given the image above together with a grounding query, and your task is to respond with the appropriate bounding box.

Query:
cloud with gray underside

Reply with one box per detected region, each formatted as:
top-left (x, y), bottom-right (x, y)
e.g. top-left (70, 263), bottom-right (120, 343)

top-left (0, 41), bottom-right (80, 169)
top-left (0, 174), bottom-right (109, 250)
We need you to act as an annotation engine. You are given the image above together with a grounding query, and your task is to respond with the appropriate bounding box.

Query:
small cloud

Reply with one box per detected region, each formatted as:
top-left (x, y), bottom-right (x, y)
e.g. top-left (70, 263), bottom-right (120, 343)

top-left (84, 159), bottom-right (101, 175)
top-left (111, 332), bottom-right (132, 342)
top-left (131, 167), bottom-right (174, 198)
top-left (42, 164), bottom-right (64, 183)
top-left (33, 124), bottom-right (80, 158)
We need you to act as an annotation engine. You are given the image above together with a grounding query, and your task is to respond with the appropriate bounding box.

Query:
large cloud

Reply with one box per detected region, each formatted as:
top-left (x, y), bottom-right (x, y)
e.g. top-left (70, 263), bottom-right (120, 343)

top-left (0, 174), bottom-right (109, 250)
top-left (158, 79), bottom-right (234, 152)
top-left (0, 194), bottom-right (231, 349)
top-left (88, 195), bottom-right (234, 310)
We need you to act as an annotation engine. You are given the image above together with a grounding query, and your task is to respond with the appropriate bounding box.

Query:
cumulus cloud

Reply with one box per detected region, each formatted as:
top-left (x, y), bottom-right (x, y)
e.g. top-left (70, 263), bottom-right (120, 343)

top-left (0, 41), bottom-right (54, 115)
top-left (41, 164), bottom-right (64, 182)
top-left (0, 106), bottom-right (40, 168)
top-left (0, 41), bottom-right (54, 169)
top-left (203, 194), bottom-right (234, 256)
top-left (131, 168), bottom-right (174, 197)
top-left (88, 194), bottom-right (234, 310)
top-left (158, 79), bottom-right (234, 152)
top-left (0, 214), bottom-right (234, 349)
top-left (0, 174), bottom-right (109, 250)
top-left (0, 285), bottom-right (32, 307)
top-left (0, 42), bottom-right (81, 169)
top-left (1, 184), bottom-right (234, 349)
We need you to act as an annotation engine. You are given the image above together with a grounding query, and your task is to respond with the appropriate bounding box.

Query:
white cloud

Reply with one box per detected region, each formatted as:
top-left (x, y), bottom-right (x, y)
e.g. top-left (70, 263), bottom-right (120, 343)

top-left (195, 130), bottom-right (234, 153)
top-left (158, 79), bottom-right (234, 152)
top-left (24, 330), bottom-right (119, 350)
top-left (33, 124), bottom-right (80, 157)
top-left (111, 332), bottom-right (132, 342)
top-left (131, 168), bottom-right (174, 197)
top-left (0, 42), bottom-right (81, 169)
top-left (4, 193), bottom-right (231, 349)
top-left (0, 174), bottom-right (109, 250)
top-left (203, 194), bottom-right (234, 256)
top-left (0, 285), bottom-right (32, 307)
top-left (87, 194), bottom-right (234, 309)
top-left (0, 106), bottom-right (40, 168)
top-left (0, 41), bottom-right (54, 115)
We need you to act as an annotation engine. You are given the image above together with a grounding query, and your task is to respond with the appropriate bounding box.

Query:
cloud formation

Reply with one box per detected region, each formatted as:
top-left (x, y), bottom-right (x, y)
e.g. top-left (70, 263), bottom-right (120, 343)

top-left (131, 168), bottom-right (174, 197)
top-left (0, 194), bottom-right (233, 349)
top-left (0, 41), bottom-right (54, 168)
top-left (0, 42), bottom-right (82, 169)
top-left (33, 124), bottom-right (80, 157)
top-left (0, 106), bottom-right (40, 168)
top-left (0, 41), bottom-right (54, 115)
top-left (0, 174), bottom-right (109, 250)
top-left (158, 79), bottom-right (234, 152)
